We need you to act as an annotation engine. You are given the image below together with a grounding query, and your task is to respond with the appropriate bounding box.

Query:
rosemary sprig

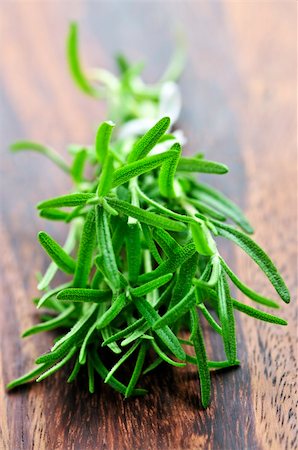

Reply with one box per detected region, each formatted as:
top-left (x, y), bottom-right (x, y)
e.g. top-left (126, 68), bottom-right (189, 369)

top-left (7, 22), bottom-right (290, 409)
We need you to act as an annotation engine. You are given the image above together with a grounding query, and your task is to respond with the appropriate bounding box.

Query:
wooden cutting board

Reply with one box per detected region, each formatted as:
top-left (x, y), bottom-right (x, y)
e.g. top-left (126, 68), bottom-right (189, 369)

top-left (0, 2), bottom-right (296, 449)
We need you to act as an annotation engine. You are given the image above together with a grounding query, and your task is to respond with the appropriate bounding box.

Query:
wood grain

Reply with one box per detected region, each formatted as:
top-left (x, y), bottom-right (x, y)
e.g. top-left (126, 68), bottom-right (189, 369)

top-left (0, 2), bottom-right (297, 450)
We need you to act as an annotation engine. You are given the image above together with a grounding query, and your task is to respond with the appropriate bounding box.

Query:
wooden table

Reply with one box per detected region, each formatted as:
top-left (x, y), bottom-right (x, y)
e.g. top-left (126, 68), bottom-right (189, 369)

top-left (1, 2), bottom-right (297, 449)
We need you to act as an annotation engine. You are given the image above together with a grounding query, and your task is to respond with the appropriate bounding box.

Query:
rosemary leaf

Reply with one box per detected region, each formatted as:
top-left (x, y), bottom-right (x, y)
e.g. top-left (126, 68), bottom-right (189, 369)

top-left (133, 297), bottom-right (186, 361)
top-left (107, 198), bottom-right (186, 232)
top-left (36, 347), bottom-right (77, 382)
top-left (158, 142), bottom-right (181, 198)
top-left (73, 207), bottom-right (96, 287)
top-left (218, 275), bottom-right (237, 363)
top-left (10, 141), bottom-right (70, 173)
top-left (220, 257), bottom-right (280, 309)
top-left (125, 343), bottom-right (147, 398)
top-left (67, 22), bottom-right (99, 97)
top-left (177, 157), bottom-right (228, 174)
top-left (95, 121), bottom-right (115, 164)
top-left (96, 205), bottom-right (120, 290)
top-left (128, 116), bottom-right (170, 162)
top-left (193, 182), bottom-right (253, 233)
top-left (22, 305), bottom-right (75, 337)
top-left (71, 148), bottom-right (87, 183)
top-left (190, 307), bottom-right (211, 408)
top-left (131, 273), bottom-right (173, 298)
top-left (57, 288), bottom-right (111, 303)
top-left (126, 223), bottom-right (142, 284)
top-left (97, 152), bottom-right (114, 196)
top-left (38, 232), bottom-right (76, 274)
top-left (112, 149), bottom-right (179, 188)
top-left (151, 339), bottom-right (186, 367)
top-left (91, 349), bottom-right (147, 396)
top-left (67, 357), bottom-right (81, 382)
top-left (153, 288), bottom-right (196, 330)
top-left (96, 293), bottom-right (127, 329)
top-left (105, 340), bottom-right (141, 383)
top-left (214, 220), bottom-right (290, 303)
top-left (232, 299), bottom-right (287, 325)
top-left (37, 193), bottom-right (95, 210)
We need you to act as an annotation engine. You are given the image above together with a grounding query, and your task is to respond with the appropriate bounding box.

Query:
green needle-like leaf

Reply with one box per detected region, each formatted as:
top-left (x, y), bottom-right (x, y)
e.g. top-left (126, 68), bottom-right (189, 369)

top-left (57, 288), bottom-right (111, 303)
top-left (39, 208), bottom-right (71, 221)
top-left (100, 325), bottom-right (122, 355)
top-left (71, 148), bottom-right (87, 183)
top-left (96, 205), bottom-right (120, 290)
top-left (37, 282), bottom-right (72, 309)
top-left (213, 220), bottom-right (290, 303)
top-left (38, 225), bottom-right (77, 291)
top-left (51, 304), bottom-right (98, 352)
top-left (188, 198), bottom-right (226, 221)
top-left (141, 224), bottom-right (163, 264)
top-left (37, 193), bottom-right (95, 210)
top-left (97, 152), bottom-right (114, 196)
top-left (232, 299), bottom-right (287, 325)
top-left (112, 218), bottom-right (128, 256)
top-left (152, 228), bottom-right (182, 257)
top-left (177, 157), bottom-right (228, 174)
top-left (153, 287), bottom-right (196, 329)
top-left (91, 349), bottom-right (147, 396)
top-left (218, 275), bottom-right (237, 363)
top-left (102, 318), bottom-right (146, 347)
top-left (105, 340), bottom-right (141, 383)
top-left (143, 357), bottom-right (163, 375)
top-left (36, 347), bottom-right (77, 382)
top-left (121, 323), bottom-right (150, 347)
top-left (138, 242), bottom-right (196, 284)
top-left (112, 150), bottom-right (178, 188)
top-left (22, 305), bottom-right (75, 337)
top-left (193, 182), bottom-right (253, 233)
top-left (126, 223), bottom-right (142, 284)
top-left (151, 339), bottom-right (186, 367)
top-left (95, 121), bottom-right (115, 164)
top-left (159, 143), bottom-right (181, 198)
top-left (131, 274), bottom-right (173, 298)
top-left (87, 355), bottom-right (95, 393)
top-left (11, 141), bottom-right (70, 173)
top-left (207, 255), bottom-right (221, 287)
top-left (128, 116), bottom-right (170, 162)
top-left (67, 22), bottom-right (99, 97)
top-left (198, 304), bottom-right (222, 335)
top-left (190, 221), bottom-right (217, 256)
top-left (125, 343), bottom-right (147, 398)
top-left (6, 362), bottom-right (54, 390)
top-left (190, 307), bottom-right (211, 408)
top-left (169, 252), bottom-right (198, 309)
top-left (136, 185), bottom-right (193, 224)
top-left (133, 297), bottom-right (186, 361)
top-left (67, 357), bottom-right (81, 382)
top-left (79, 321), bottom-right (98, 364)
top-left (38, 231), bottom-right (76, 274)
top-left (73, 207), bottom-right (96, 287)
top-left (96, 293), bottom-right (127, 329)
top-left (220, 257), bottom-right (279, 309)
top-left (107, 198), bottom-right (186, 232)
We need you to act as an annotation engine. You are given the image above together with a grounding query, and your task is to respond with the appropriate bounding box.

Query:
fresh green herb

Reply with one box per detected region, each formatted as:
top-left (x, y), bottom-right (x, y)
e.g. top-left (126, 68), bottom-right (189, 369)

top-left (38, 231), bottom-right (76, 274)
top-left (8, 23), bottom-right (290, 409)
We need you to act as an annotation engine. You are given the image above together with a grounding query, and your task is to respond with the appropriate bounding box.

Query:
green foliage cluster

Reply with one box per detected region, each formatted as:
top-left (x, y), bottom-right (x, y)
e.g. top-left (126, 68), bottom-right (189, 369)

top-left (7, 23), bottom-right (290, 408)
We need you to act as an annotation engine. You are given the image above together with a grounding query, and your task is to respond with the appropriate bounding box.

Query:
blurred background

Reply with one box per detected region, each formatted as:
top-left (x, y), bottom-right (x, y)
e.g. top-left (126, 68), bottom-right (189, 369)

top-left (0, 2), bottom-right (297, 450)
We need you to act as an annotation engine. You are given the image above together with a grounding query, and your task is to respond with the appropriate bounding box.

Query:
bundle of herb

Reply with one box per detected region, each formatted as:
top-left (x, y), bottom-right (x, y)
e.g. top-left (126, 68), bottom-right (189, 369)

top-left (7, 23), bottom-right (290, 408)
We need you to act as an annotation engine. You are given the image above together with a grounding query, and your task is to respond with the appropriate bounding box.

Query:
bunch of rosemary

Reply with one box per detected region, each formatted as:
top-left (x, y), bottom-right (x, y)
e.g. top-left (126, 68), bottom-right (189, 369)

top-left (7, 24), bottom-right (290, 408)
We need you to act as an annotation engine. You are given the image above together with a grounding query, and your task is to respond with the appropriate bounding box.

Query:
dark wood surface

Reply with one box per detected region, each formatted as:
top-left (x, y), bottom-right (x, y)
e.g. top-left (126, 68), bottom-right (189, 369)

top-left (0, 3), bottom-right (297, 450)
